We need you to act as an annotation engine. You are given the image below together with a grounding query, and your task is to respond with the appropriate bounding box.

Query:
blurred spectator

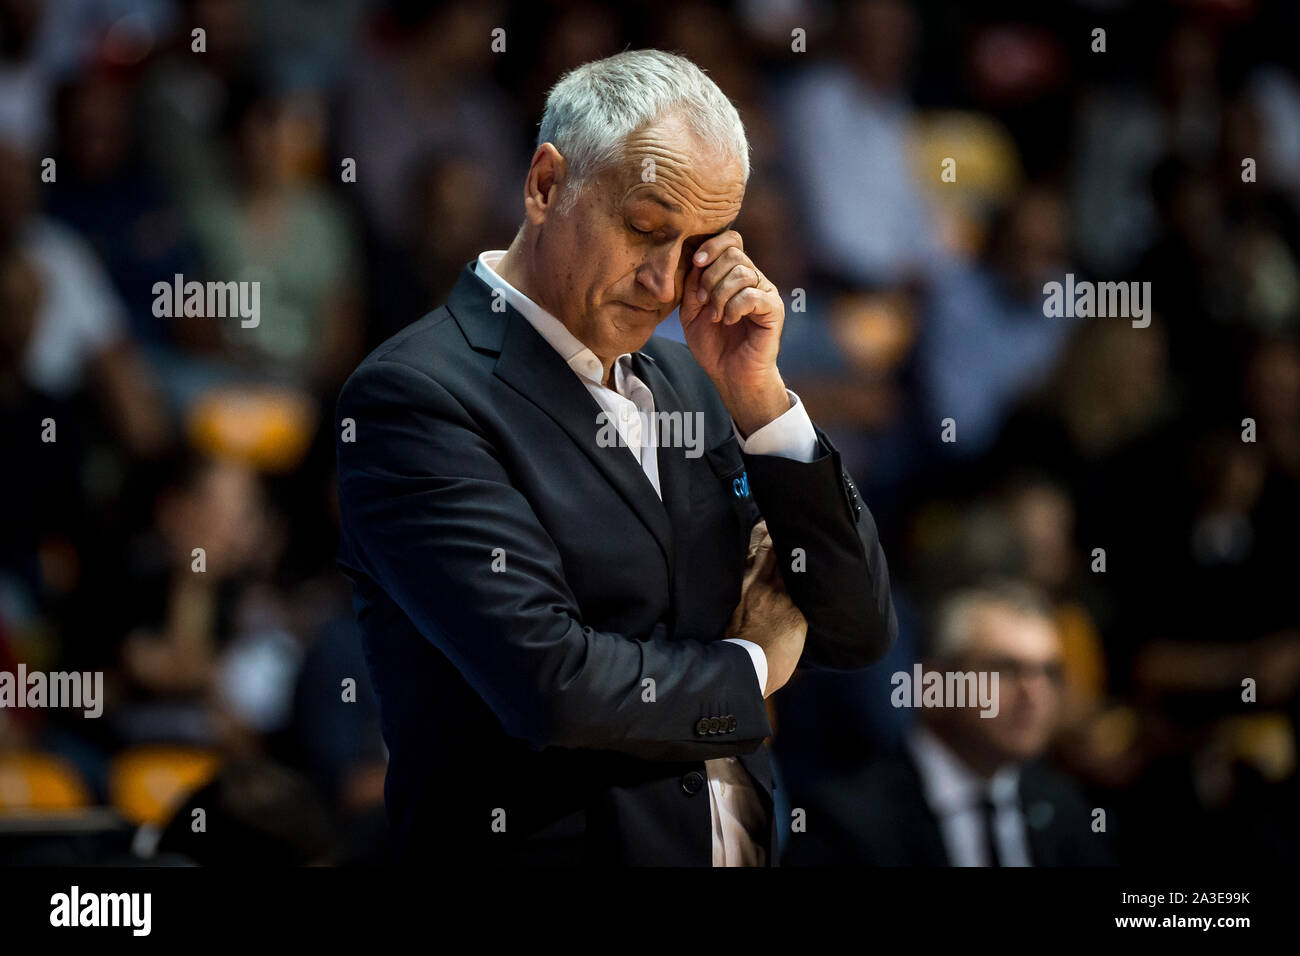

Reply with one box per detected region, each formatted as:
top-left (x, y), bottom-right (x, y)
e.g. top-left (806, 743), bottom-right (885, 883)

top-left (188, 77), bottom-right (363, 394)
top-left (369, 148), bottom-right (504, 338)
top-left (991, 317), bottom-right (1175, 530)
top-left (1072, 16), bottom-right (1224, 274)
top-left (993, 474), bottom-right (1107, 718)
top-left (137, 0), bottom-right (254, 202)
top-left (785, 581), bottom-right (1115, 866)
top-left (336, 0), bottom-right (523, 253)
top-left (1131, 154), bottom-right (1237, 414)
top-left (109, 450), bottom-right (294, 747)
top-left (0, 245), bottom-right (85, 690)
top-left (917, 185), bottom-right (1078, 460)
top-left (773, 0), bottom-right (941, 287)
top-left (46, 70), bottom-right (202, 347)
top-left (1246, 61), bottom-right (1300, 204)
top-left (0, 135), bottom-right (169, 457)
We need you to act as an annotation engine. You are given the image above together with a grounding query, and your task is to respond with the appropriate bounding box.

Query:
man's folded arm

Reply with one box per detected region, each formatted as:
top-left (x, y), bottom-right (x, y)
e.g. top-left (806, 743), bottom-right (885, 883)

top-left (337, 358), bottom-right (771, 761)
top-left (735, 395), bottom-right (898, 671)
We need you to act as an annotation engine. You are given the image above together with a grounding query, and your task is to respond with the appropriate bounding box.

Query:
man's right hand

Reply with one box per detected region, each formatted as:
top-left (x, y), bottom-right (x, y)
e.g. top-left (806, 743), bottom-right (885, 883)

top-left (726, 520), bottom-right (807, 697)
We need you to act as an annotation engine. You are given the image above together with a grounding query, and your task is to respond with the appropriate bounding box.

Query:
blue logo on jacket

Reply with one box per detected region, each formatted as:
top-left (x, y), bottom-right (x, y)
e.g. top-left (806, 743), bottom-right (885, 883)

top-left (733, 472), bottom-right (750, 499)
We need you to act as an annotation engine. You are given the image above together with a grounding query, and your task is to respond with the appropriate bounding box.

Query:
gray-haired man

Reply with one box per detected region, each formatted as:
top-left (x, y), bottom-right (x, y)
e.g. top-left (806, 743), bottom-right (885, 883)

top-left (337, 50), bottom-right (896, 866)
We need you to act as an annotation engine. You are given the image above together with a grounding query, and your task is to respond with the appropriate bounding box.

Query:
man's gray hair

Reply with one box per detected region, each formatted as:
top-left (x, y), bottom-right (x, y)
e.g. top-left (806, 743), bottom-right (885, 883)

top-left (537, 49), bottom-right (750, 213)
top-left (927, 580), bottom-right (1055, 661)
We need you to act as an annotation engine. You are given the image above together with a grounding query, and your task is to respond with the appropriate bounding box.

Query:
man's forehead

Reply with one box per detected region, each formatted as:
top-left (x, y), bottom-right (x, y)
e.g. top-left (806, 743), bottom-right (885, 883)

top-left (616, 168), bottom-right (743, 227)
top-left (968, 606), bottom-right (1061, 659)
top-left (608, 120), bottom-right (744, 217)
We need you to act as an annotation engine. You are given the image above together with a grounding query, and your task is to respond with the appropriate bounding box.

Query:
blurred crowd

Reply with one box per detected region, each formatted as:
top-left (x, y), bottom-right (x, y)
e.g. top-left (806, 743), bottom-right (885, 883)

top-left (0, 0), bottom-right (1297, 866)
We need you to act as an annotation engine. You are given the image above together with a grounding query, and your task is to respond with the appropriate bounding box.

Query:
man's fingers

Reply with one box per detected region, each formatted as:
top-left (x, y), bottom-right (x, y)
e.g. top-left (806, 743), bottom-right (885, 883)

top-left (687, 238), bottom-right (781, 331)
top-left (694, 247), bottom-right (752, 321)
top-left (723, 287), bottom-right (775, 326)
top-left (741, 535), bottom-right (776, 599)
top-left (706, 264), bottom-right (762, 323)
top-left (697, 246), bottom-right (751, 298)
top-left (743, 537), bottom-right (775, 585)
top-left (691, 229), bottom-right (744, 273)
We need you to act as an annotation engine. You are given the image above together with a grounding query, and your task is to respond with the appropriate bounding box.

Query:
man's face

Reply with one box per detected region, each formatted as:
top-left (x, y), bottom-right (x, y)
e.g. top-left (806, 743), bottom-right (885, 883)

top-left (532, 111), bottom-right (745, 361)
top-left (947, 603), bottom-right (1064, 767)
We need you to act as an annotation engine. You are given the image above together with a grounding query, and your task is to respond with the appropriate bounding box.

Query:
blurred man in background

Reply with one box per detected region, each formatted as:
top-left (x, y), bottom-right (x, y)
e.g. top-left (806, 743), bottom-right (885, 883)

top-left (786, 581), bottom-right (1113, 866)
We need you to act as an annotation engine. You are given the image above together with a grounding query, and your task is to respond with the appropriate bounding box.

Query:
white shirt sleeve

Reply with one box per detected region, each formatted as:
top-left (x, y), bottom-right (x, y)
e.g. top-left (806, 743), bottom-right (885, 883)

top-left (722, 638), bottom-right (769, 696)
top-left (732, 389), bottom-right (819, 462)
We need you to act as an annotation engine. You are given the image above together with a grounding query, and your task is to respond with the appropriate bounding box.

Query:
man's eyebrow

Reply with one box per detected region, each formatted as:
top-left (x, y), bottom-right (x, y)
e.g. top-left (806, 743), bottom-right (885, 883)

top-left (690, 219), bottom-right (736, 242)
top-left (642, 194), bottom-right (684, 214)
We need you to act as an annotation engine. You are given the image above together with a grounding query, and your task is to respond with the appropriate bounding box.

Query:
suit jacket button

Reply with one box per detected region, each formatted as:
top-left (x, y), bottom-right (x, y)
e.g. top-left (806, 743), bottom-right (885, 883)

top-left (695, 717), bottom-right (710, 736)
top-left (681, 770), bottom-right (705, 795)
top-left (727, 715), bottom-right (738, 733)
top-left (710, 716), bottom-right (724, 734)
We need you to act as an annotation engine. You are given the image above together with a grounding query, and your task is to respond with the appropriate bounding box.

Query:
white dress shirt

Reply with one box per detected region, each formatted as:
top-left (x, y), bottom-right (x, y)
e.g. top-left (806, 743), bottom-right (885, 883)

top-left (474, 251), bottom-right (818, 866)
top-left (906, 723), bottom-right (1031, 867)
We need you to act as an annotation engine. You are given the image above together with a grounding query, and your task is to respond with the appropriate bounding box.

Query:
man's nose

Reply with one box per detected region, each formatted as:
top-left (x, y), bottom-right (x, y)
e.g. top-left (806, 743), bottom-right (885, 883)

top-left (638, 249), bottom-right (683, 304)
top-left (1017, 675), bottom-right (1059, 717)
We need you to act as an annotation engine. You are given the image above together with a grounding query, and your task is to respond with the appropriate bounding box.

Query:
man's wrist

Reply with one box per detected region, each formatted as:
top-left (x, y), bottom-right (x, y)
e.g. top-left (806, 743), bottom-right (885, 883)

top-left (721, 373), bottom-right (791, 439)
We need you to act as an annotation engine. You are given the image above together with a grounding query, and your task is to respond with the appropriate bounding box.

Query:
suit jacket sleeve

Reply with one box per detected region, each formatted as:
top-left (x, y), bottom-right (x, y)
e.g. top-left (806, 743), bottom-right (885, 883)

top-left (742, 428), bottom-right (897, 671)
top-left (337, 358), bottom-right (772, 761)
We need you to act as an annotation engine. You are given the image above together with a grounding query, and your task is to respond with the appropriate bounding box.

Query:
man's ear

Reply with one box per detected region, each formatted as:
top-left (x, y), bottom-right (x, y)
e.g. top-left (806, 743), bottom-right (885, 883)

top-left (524, 143), bottom-right (567, 225)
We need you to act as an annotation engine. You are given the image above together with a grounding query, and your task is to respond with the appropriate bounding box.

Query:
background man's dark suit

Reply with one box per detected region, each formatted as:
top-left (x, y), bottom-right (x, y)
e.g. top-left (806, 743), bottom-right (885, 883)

top-left (782, 745), bottom-right (1116, 867)
top-left (336, 263), bottom-right (897, 865)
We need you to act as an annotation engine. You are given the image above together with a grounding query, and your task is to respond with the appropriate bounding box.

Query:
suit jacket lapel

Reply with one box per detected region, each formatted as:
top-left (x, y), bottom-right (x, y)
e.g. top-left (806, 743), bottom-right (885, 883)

top-left (1019, 771), bottom-right (1053, 867)
top-left (446, 264), bottom-right (676, 575)
top-left (631, 350), bottom-right (710, 642)
top-left (899, 748), bottom-right (957, 866)
top-left (630, 351), bottom-right (695, 533)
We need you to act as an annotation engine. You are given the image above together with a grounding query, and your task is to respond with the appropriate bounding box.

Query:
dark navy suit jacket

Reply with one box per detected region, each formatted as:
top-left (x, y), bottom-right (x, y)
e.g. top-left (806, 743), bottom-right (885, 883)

top-left (336, 263), bottom-right (896, 865)
top-left (781, 745), bottom-right (1117, 867)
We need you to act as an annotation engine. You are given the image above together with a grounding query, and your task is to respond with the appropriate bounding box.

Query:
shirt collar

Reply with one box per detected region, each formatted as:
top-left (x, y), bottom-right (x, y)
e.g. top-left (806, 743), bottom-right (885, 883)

top-left (474, 250), bottom-right (635, 389)
top-left (907, 723), bottom-right (1020, 815)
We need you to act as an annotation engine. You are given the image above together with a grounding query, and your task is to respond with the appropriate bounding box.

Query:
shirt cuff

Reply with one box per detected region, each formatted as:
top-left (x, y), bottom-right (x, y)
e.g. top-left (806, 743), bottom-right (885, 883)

top-left (723, 638), bottom-right (768, 696)
top-left (732, 389), bottom-right (819, 462)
